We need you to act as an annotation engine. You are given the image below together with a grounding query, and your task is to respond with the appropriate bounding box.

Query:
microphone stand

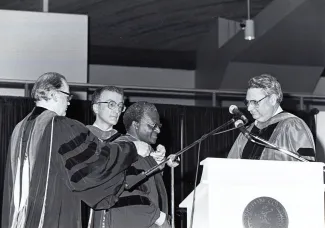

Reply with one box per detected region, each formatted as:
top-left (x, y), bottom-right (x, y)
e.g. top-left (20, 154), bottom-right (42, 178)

top-left (125, 118), bottom-right (236, 190)
top-left (246, 131), bottom-right (310, 162)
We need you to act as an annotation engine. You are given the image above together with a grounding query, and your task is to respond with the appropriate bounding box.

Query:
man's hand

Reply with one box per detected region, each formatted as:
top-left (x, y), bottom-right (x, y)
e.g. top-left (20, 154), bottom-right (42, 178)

top-left (151, 145), bottom-right (180, 169)
top-left (166, 154), bottom-right (180, 168)
top-left (133, 141), bottom-right (151, 157)
top-left (155, 212), bottom-right (172, 228)
top-left (159, 218), bottom-right (172, 228)
top-left (151, 144), bottom-right (166, 164)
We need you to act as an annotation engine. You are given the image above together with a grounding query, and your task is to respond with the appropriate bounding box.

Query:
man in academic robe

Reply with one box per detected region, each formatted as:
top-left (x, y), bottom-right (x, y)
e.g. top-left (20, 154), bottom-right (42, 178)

top-left (96, 101), bottom-right (178, 228)
top-left (2, 72), bottom-right (149, 228)
top-left (228, 74), bottom-right (315, 161)
top-left (86, 87), bottom-right (172, 228)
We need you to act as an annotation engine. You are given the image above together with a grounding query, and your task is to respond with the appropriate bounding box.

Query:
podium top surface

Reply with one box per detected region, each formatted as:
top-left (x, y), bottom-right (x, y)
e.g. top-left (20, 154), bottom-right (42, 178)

top-left (199, 158), bottom-right (324, 185)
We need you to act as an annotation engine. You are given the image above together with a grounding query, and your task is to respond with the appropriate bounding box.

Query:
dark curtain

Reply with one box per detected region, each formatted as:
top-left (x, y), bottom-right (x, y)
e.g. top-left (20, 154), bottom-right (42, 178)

top-left (67, 99), bottom-right (95, 125)
top-left (182, 107), bottom-right (237, 182)
top-left (155, 105), bottom-right (184, 227)
top-left (0, 97), bottom-right (317, 228)
top-left (175, 106), bottom-right (239, 227)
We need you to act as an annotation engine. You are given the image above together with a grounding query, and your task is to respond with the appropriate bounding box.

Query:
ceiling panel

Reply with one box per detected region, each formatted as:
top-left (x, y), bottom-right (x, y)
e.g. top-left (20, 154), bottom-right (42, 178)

top-left (0, 0), bottom-right (274, 68)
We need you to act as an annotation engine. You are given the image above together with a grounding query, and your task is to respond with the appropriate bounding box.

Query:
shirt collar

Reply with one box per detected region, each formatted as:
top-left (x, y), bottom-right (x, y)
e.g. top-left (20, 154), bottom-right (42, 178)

top-left (273, 106), bottom-right (283, 117)
top-left (92, 123), bottom-right (113, 131)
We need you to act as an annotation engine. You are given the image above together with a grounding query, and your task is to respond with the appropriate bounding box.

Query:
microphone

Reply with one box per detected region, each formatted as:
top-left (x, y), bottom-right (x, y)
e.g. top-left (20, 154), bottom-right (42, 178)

top-left (234, 119), bottom-right (252, 140)
top-left (229, 105), bottom-right (248, 124)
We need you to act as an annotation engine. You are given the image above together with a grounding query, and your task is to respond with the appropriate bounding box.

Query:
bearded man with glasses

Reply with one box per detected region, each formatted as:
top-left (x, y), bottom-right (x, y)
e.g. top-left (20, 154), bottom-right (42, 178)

top-left (228, 74), bottom-right (315, 161)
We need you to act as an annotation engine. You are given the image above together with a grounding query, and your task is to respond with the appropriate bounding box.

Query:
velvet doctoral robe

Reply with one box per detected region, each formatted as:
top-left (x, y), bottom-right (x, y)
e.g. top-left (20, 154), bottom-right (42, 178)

top-left (228, 112), bottom-right (315, 161)
top-left (2, 107), bottom-right (137, 228)
top-left (89, 134), bottom-right (169, 228)
top-left (85, 125), bottom-right (121, 228)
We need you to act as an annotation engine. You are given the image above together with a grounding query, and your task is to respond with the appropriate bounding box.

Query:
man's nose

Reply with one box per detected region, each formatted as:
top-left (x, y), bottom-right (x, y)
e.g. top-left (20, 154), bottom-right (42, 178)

top-left (247, 103), bottom-right (254, 112)
top-left (154, 127), bottom-right (161, 133)
top-left (111, 107), bottom-right (120, 114)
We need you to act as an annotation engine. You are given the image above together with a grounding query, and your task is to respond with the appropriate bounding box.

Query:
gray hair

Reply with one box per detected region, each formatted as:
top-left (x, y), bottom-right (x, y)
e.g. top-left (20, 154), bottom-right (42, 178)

top-left (123, 101), bottom-right (158, 131)
top-left (248, 74), bottom-right (283, 103)
top-left (31, 72), bottom-right (66, 101)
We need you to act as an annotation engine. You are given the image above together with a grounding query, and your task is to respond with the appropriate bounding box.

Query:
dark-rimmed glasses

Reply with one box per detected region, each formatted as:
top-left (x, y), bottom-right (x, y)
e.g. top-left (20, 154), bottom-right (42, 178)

top-left (59, 90), bottom-right (73, 101)
top-left (244, 95), bottom-right (268, 107)
top-left (96, 101), bottom-right (126, 112)
top-left (143, 120), bottom-right (162, 131)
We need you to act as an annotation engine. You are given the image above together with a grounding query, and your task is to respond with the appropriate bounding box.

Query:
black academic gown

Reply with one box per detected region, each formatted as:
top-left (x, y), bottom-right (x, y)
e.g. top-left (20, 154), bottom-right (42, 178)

top-left (228, 112), bottom-right (315, 161)
top-left (2, 107), bottom-right (137, 228)
top-left (90, 134), bottom-right (169, 228)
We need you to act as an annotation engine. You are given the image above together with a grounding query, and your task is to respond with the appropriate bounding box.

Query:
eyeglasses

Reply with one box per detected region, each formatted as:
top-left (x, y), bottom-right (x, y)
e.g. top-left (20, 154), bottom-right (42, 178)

top-left (96, 100), bottom-right (126, 112)
top-left (59, 90), bottom-right (73, 101)
top-left (143, 120), bottom-right (162, 131)
top-left (244, 95), bottom-right (268, 107)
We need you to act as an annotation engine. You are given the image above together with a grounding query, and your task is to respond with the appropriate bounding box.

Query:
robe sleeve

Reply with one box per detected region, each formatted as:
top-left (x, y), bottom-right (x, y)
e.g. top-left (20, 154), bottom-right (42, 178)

top-left (228, 126), bottom-right (252, 159)
top-left (47, 116), bottom-right (138, 209)
top-left (104, 173), bottom-right (161, 227)
top-left (101, 155), bottom-right (164, 227)
top-left (108, 194), bottom-right (161, 228)
top-left (270, 117), bottom-right (315, 161)
top-left (227, 134), bottom-right (243, 159)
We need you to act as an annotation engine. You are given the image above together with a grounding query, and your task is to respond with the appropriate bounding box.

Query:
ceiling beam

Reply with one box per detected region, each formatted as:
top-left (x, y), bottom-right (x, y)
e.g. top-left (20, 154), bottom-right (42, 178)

top-left (89, 45), bottom-right (196, 70)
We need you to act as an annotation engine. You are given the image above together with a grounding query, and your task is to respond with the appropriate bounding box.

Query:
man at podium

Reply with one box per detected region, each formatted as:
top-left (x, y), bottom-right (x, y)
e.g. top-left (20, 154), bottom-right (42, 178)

top-left (228, 74), bottom-right (315, 161)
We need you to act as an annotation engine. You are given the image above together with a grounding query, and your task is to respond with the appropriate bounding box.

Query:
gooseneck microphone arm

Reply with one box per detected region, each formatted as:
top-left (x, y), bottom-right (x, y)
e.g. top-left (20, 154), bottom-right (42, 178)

top-left (124, 118), bottom-right (236, 190)
top-left (249, 133), bottom-right (310, 162)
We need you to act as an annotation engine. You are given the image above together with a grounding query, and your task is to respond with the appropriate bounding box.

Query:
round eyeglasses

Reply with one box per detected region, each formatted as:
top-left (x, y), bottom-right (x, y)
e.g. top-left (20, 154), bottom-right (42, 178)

top-left (143, 120), bottom-right (162, 131)
top-left (96, 100), bottom-right (126, 112)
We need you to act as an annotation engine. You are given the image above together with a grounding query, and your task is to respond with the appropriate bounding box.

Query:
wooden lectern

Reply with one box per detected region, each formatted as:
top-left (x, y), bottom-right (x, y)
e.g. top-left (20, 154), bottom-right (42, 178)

top-left (179, 158), bottom-right (324, 228)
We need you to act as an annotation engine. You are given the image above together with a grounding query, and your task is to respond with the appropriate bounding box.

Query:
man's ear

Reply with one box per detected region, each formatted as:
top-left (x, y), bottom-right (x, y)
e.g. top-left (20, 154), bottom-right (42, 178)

top-left (132, 121), bottom-right (139, 130)
top-left (270, 94), bottom-right (278, 105)
top-left (50, 91), bottom-right (58, 102)
top-left (92, 103), bottom-right (99, 115)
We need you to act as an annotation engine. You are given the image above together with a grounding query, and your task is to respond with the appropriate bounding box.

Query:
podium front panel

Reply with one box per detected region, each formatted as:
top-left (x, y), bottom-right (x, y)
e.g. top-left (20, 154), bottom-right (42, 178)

top-left (209, 184), bottom-right (324, 228)
top-left (180, 158), bottom-right (325, 228)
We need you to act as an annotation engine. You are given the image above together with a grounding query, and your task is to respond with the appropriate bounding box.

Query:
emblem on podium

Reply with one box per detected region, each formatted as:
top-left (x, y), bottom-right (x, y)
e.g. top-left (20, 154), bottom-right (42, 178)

top-left (243, 196), bottom-right (289, 228)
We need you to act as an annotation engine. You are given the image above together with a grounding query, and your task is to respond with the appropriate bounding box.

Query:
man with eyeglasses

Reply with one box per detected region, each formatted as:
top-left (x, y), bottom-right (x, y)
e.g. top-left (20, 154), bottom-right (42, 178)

top-left (85, 86), bottom-right (130, 228)
top-left (99, 101), bottom-right (179, 228)
top-left (228, 74), bottom-right (315, 161)
top-left (2, 73), bottom-right (149, 228)
top-left (87, 86), bottom-right (126, 143)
